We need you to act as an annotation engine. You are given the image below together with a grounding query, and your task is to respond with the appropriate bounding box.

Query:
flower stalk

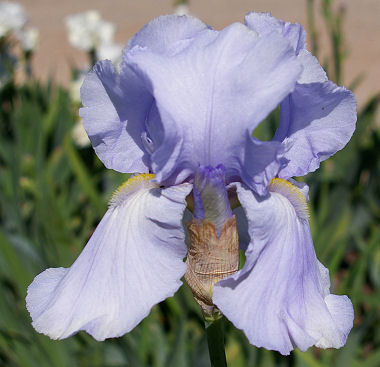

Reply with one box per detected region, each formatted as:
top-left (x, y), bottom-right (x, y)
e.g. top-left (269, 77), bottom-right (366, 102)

top-left (205, 316), bottom-right (228, 367)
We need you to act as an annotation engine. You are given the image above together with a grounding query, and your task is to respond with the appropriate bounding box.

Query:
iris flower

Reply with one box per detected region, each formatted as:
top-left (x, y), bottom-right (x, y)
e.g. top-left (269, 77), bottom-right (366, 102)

top-left (26, 13), bottom-right (357, 355)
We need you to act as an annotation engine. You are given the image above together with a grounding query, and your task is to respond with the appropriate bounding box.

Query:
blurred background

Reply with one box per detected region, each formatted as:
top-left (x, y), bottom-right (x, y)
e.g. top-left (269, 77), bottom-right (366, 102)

top-left (1, 0), bottom-right (380, 366)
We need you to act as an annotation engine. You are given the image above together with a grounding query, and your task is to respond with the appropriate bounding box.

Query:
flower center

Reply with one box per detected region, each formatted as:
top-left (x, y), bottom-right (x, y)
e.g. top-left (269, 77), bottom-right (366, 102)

top-left (193, 164), bottom-right (233, 235)
top-left (185, 165), bottom-right (239, 318)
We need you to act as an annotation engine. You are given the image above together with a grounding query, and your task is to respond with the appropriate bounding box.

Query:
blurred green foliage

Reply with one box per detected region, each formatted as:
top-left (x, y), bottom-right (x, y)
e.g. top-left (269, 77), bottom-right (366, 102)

top-left (1, 0), bottom-right (380, 366)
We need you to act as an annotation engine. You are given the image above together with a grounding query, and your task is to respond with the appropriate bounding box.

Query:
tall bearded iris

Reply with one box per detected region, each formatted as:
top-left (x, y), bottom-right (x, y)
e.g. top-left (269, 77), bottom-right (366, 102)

top-left (26, 13), bottom-right (356, 355)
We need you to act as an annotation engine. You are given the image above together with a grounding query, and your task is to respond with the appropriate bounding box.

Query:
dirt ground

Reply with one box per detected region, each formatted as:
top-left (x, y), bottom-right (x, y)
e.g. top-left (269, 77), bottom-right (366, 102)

top-left (19, 0), bottom-right (380, 107)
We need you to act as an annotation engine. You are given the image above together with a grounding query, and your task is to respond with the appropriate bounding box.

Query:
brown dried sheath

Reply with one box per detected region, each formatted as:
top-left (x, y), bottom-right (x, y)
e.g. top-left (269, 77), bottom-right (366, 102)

top-left (185, 215), bottom-right (239, 316)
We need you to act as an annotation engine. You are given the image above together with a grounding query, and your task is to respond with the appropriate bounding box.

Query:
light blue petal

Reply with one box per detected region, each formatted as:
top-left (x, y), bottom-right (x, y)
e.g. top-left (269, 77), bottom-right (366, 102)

top-left (213, 182), bottom-right (353, 355)
top-left (245, 12), bottom-right (327, 84)
top-left (245, 12), bottom-right (306, 54)
top-left (275, 81), bottom-right (357, 178)
top-left (297, 49), bottom-right (327, 84)
top-left (124, 14), bottom-right (210, 55)
top-left (242, 135), bottom-right (289, 195)
top-left (126, 22), bottom-right (301, 188)
top-left (26, 180), bottom-right (192, 341)
top-left (245, 12), bottom-right (356, 178)
top-left (81, 16), bottom-right (211, 174)
top-left (80, 60), bottom-right (150, 173)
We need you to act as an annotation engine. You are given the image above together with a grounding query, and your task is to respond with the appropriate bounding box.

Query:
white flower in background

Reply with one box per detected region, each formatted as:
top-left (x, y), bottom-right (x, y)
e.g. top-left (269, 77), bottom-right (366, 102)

top-left (71, 119), bottom-right (91, 148)
top-left (96, 42), bottom-right (122, 65)
top-left (69, 69), bottom-right (86, 103)
top-left (174, 4), bottom-right (190, 16)
top-left (0, 1), bottom-right (27, 38)
top-left (70, 70), bottom-right (90, 147)
top-left (65, 10), bottom-right (116, 52)
top-left (17, 27), bottom-right (39, 51)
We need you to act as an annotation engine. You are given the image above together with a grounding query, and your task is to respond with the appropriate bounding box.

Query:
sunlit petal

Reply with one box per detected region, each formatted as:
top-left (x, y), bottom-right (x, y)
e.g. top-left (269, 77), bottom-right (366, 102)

top-left (80, 60), bottom-right (150, 173)
top-left (276, 82), bottom-right (357, 178)
top-left (126, 22), bottom-right (301, 187)
top-left (213, 181), bottom-right (353, 355)
top-left (27, 176), bottom-right (191, 340)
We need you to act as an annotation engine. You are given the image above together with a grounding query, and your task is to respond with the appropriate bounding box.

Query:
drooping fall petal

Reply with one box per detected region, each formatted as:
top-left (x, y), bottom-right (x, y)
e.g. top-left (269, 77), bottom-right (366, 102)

top-left (27, 175), bottom-right (191, 340)
top-left (213, 180), bottom-right (353, 355)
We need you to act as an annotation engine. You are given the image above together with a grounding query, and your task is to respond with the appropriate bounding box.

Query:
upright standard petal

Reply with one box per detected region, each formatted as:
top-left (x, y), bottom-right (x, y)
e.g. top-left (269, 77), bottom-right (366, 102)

top-left (126, 22), bottom-right (301, 188)
top-left (79, 60), bottom-right (150, 173)
top-left (275, 82), bottom-right (357, 178)
top-left (80, 16), bottom-right (212, 174)
top-left (26, 175), bottom-right (192, 341)
top-left (245, 12), bottom-right (326, 82)
top-left (124, 14), bottom-right (210, 55)
top-left (245, 12), bottom-right (357, 178)
top-left (213, 180), bottom-right (353, 355)
top-left (245, 12), bottom-right (306, 54)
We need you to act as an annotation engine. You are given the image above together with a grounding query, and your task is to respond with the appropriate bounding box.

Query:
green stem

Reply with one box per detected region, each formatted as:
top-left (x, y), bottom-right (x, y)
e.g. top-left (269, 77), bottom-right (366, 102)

top-left (205, 317), bottom-right (228, 367)
top-left (306, 0), bottom-right (318, 57)
top-left (89, 48), bottom-right (97, 67)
